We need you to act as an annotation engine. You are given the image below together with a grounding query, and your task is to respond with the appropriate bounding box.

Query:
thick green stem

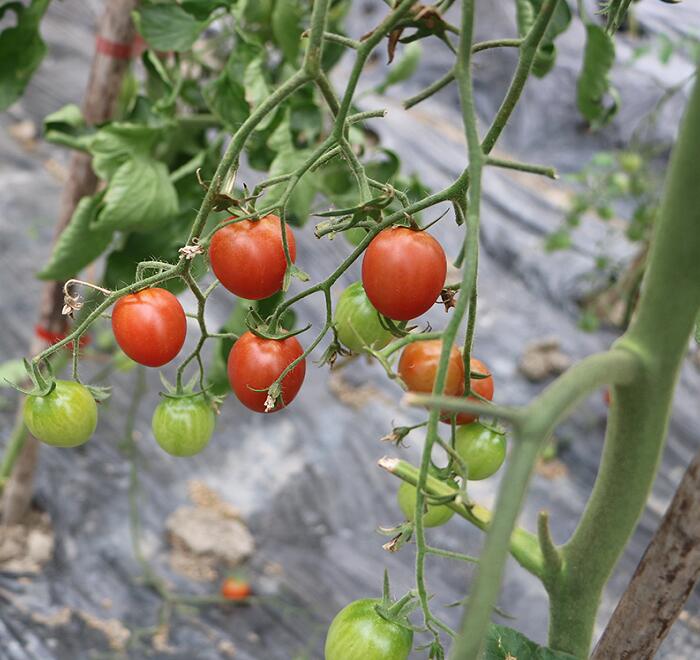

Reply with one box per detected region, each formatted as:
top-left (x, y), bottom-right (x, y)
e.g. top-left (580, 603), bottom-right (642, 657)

top-left (549, 68), bottom-right (700, 657)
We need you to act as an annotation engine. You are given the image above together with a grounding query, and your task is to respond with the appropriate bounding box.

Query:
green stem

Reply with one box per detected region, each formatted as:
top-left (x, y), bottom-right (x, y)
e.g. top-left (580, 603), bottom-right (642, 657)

top-left (549, 67), bottom-right (700, 657)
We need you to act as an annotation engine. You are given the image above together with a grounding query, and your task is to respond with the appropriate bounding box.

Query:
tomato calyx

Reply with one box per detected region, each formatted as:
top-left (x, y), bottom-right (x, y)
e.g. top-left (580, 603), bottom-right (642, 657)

top-left (282, 263), bottom-right (310, 293)
top-left (244, 308), bottom-right (310, 342)
top-left (374, 571), bottom-right (419, 632)
top-left (158, 373), bottom-right (221, 407)
top-left (317, 327), bottom-right (351, 367)
top-left (378, 521), bottom-right (414, 552)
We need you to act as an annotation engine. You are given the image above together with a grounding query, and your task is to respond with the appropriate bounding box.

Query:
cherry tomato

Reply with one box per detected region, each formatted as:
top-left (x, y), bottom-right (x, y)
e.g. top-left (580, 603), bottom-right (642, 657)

top-left (209, 214), bottom-right (296, 300)
top-left (112, 287), bottom-right (186, 367)
top-left (23, 380), bottom-right (97, 448)
top-left (220, 577), bottom-right (252, 601)
top-left (398, 339), bottom-right (464, 396)
top-left (455, 422), bottom-right (506, 480)
top-left (151, 394), bottom-right (215, 457)
top-left (397, 478), bottom-right (456, 528)
top-left (227, 331), bottom-right (306, 412)
top-left (334, 282), bottom-right (393, 353)
top-left (361, 227), bottom-right (446, 321)
top-left (441, 357), bottom-right (495, 426)
top-left (325, 599), bottom-right (413, 660)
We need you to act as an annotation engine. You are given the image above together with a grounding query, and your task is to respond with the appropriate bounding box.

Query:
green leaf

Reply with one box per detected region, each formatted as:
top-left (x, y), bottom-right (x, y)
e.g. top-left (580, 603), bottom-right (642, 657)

top-left (133, 2), bottom-right (205, 52)
top-left (244, 55), bottom-right (277, 132)
top-left (203, 35), bottom-right (263, 129)
top-left (482, 624), bottom-right (577, 659)
top-left (272, 0), bottom-right (305, 62)
top-left (43, 104), bottom-right (93, 151)
top-left (577, 24), bottom-right (618, 128)
top-left (376, 42), bottom-right (422, 94)
top-left (37, 192), bottom-right (113, 280)
top-left (529, 0), bottom-right (571, 79)
top-left (0, 359), bottom-right (27, 388)
top-left (515, 0), bottom-right (534, 37)
top-left (89, 122), bottom-right (163, 179)
top-left (0, 0), bottom-right (50, 111)
top-left (181, 0), bottom-right (231, 20)
top-left (545, 228), bottom-right (572, 252)
top-left (96, 158), bottom-right (178, 232)
top-left (263, 131), bottom-right (316, 227)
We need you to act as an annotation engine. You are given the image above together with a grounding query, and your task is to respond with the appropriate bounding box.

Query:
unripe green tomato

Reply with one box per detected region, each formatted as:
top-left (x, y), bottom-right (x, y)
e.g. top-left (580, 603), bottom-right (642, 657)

top-left (609, 172), bottom-right (630, 195)
top-left (619, 151), bottom-right (643, 174)
top-left (151, 394), bottom-right (215, 457)
top-left (455, 422), bottom-right (507, 480)
top-left (24, 380), bottom-right (97, 448)
top-left (334, 281), bottom-right (393, 353)
top-left (325, 598), bottom-right (413, 660)
top-left (397, 479), bottom-right (456, 527)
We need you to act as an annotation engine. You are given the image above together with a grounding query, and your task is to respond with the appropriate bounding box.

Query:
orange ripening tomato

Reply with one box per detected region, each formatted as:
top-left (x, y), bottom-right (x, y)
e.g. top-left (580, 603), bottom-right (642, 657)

top-left (361, 227), bottom-right (446, 321)
top-left (221, 577), bottom-right (252, 601)
top-left (441, 357), bottom-right (494, 426)
top-left (227, 331), bottom-right (306, 412)
top-left (398, 340), bottom-right (464, 396)
top-left (209, 214), bottom-right (296, 300)
top-left (112, 288), bottom-right (187, 367)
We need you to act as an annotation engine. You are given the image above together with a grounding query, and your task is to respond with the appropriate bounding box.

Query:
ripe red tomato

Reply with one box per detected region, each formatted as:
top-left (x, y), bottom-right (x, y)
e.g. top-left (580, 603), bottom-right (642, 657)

top-left (398, 340), bottom-right (464, 396)
top-left (441, 357), bottom-right (494, 425)
top-left (227, 331), bottom-right (306, 412)
top-left (209, 214), bottom-right (296, 300)
top-left (112, 288), bottom-right (186, 367)
top-left (220, 577), bottom-right (252, 601)
top-left (361, 227), bottom-right (446, 321)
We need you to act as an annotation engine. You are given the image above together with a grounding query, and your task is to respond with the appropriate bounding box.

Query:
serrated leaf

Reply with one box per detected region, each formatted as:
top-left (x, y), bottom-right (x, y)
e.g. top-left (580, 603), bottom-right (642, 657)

top-left (272, 0), bottom-right (305, 62)
top-left (0, 359), bottom-right (27, 388)
top-left (482, 624), bottom-right (577, 660)
top-left (37, 191), bottom-right (113, 281)
top-left (89, 123), bottom-right (163, 180)
top-left (577, 23), bottom-right (618, 128)
top-left (132, 3), bottom-right (205, 52)
top-left (43, 104), bottom-right (94, 151)
top-left (376, 42), bottom-right (422, 94)
top-left (95, 158), bottom-right (178, 232)
top-left (0, 0), bottom-right (50, 111)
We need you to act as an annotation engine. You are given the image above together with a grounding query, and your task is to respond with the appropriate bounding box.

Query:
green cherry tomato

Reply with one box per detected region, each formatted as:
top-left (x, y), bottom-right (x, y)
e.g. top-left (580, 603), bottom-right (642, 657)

top-left (151, 394), bottom-right (216, 457)
top-left (619, 151), bottom-right (643, 174)
top-left (455, 422), bottom-right (507, 480)
top-left (325, 598), bottom-right (413, 660)
top-left (397, 479), bottom-right (456, 528)
top-left (334, 281), bottom-right (393, 353)
top-left (23, 380), bottom-right (97, 448)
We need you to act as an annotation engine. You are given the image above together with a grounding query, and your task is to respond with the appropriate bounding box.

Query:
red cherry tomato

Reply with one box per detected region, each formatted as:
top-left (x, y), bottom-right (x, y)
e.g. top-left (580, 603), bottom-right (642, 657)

top-left (361, 227), bottom-right (446, 321)
top-left (112, 288), bottom-right (187, 367)
top-left (398, 340), bottom-right (464, 396)
top-left (220, 577), bottom-right (252, 601)
top-left (209, 214), bottom-right (296, 300)
top-left (227, 331), bottom-right (306, 412)
top-left (441, 357), bottom-right (494, 426)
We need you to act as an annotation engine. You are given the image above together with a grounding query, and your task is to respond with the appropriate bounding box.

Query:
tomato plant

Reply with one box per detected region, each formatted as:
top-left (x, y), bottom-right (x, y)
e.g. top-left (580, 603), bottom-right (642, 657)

top-left (334, 281), bottom-right (393, 353)
top-left (209, 215), bottom-right (296, 300)
top-left (454, 422), bottom-right (507, 481)
top-left (362, 227), bottom-right (446, 321)
top-left (397, 479), bottom-right (455, 527)
top-left (2, 0), bottom-right (697, 658)
top-left (23, 380), bottom-right (97, 448)
top-left (220, 577), bottom-right (252, 601)
top-left (111, 288), bottom-right (187, 368)
top-left (227, 331), bottom-right (306, 413)
top-left (151, 394), bottom-right (215, 457)
top-left (398, 339), bottom-right (464, 396)
top-left (325, 598), bottom-right (413, 660)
